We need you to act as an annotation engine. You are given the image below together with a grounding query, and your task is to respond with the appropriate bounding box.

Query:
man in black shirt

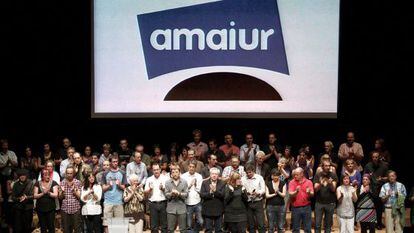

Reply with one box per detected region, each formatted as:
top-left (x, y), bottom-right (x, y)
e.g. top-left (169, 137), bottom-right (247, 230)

top-left (116, 139), bottom-right (133, 171)
top-left (205, 139), bottom-right (226, 165)
top-left (313, 160), bottom-right (338, 233)
top-left (262, 133), bottom-right (282, 169)
top-left (364, 151), bottom-right (388, 230)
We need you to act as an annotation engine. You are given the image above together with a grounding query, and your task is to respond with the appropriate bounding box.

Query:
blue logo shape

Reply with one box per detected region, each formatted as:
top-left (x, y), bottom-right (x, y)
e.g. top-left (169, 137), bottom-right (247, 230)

top-left (137, 0), bottom-right (289, 79)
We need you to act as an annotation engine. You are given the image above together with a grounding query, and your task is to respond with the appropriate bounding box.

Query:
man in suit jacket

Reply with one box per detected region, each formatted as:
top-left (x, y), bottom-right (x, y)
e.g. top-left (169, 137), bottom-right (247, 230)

top-left (200, 167), bottom-right (225, 233)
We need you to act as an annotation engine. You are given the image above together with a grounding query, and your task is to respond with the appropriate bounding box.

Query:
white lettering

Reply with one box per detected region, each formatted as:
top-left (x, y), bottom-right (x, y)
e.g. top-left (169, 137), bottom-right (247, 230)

top-left (150, 29), bottom-right (172, 50)
top-left (206, 29), bottom-right (227, 50)
top-left (260, 29), bottom-right (274, 50)
top-left (239, 29), bottom-right (259, 50)
top-left (173, 29), bottom-right (205, 50)
top-left (149, 22), bottom-right (274, 51)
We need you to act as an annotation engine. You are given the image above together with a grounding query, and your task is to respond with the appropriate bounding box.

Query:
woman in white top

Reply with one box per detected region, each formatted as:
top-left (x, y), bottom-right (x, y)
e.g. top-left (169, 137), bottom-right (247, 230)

top-left (81, 173), bottom-right (102, 233)
top-left (336, 175), bottom-right (358, 233)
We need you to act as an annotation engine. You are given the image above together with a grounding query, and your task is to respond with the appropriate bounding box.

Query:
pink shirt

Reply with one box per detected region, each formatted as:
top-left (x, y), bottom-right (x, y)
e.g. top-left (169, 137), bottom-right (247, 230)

top-left (288, 178), bottom-right (314, 207)
top-left (219, 144), bottom-right (240, 157)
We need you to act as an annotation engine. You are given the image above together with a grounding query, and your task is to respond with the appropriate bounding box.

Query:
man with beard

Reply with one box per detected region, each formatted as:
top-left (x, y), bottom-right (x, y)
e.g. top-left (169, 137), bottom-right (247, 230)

top-left (313, 160), bottom-right (338, 233)
top-left (165, 166), bottom-right (188, 233)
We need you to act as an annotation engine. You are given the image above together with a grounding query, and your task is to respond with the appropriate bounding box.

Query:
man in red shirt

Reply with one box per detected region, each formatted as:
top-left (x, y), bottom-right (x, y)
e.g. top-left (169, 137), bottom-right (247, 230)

top-left (289, 167), bottom-right (314, 233)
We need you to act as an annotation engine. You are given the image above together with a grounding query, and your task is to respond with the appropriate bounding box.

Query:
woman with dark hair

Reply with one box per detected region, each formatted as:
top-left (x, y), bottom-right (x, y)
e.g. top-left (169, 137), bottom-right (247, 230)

top-left (38, 143), bottom-right (56, 170)
top-left (34, 169), bottom-right (59, 233)
top-left (337, 175), bottom-right (358, 233)
top-left (265, 169), bottom-right (286, 233)
top-left (180, 146), bottom-right (190, 164)
top-left (302, 144), bottom-right (315, 171)
top-left (281, 145), bottom-right (295, 173)
top-left (356, 174), bottom-right (376, 233)
top-left (168, 142), bottom-right (183, 164)
top-left (20, 146), bottom-right (39, 179)
top-left (224, 172), bottom-right (248, 233)
top-left (296, 148), bottom-right (313, 179)
top-left (81, 172), bottom-right (102, 233)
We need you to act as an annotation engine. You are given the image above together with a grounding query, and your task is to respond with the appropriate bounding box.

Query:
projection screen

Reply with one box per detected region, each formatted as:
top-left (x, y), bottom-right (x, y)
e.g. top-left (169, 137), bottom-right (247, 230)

top-left (92, 0), bottom-right (340, 118)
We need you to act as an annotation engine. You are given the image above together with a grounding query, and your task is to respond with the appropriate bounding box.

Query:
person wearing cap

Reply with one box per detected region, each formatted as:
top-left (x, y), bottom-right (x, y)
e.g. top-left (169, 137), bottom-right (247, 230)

top-left (11, 168), bottom-right (35, 233)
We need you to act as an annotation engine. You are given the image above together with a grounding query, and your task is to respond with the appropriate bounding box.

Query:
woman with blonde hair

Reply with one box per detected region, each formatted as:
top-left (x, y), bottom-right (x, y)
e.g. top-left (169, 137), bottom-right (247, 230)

top-left (123, 174), bottom-right (145, 233)
top-left (224, 172), bottom-right (248, 233)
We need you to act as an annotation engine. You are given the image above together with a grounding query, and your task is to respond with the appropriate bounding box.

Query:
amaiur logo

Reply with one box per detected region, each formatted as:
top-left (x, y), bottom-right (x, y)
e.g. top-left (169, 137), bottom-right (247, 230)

top-left (137, 0), bottom-right (289, 80)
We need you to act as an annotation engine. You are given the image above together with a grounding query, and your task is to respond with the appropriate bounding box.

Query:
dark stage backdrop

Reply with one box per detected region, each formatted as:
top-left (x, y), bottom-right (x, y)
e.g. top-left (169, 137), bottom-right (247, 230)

top-left (2, 1), bottom-right (411, 187)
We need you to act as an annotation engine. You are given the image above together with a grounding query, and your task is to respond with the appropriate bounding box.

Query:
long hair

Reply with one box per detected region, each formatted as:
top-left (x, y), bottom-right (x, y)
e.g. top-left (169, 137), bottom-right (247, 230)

top-left (83, 172), bottom-right (96, 190)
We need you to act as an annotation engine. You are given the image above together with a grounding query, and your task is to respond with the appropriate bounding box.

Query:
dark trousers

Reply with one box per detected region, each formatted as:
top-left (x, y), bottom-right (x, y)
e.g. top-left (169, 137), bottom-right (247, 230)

top-left (226, 221), bottom-right (246, 233)
top-left (149, 201), bottom-right (167, 233)
top-left (13, 208), bottom-right (33, 233)
top-left (204, 215), bottom-right (223, 233)
top-left (266, 205), bottom-right (285, 233)
top-left (291, 205), bottom-right (312, 233)
top-left (167, 213), bottom-right (187, 233)
top-left (61, 210), bottom-right (82, 233)
top-left (314, 202), bottom-right (335, 233)
top-left (84, 214), bottom-right (102, 233)
top-left (38, 210), bottom-right (55, 233)
top-left (246, 200), bottom-right (265, 233)
top-left (373, 196), bottom-right (384, 226)
top-left (361, 222), bottom-right (376, 233)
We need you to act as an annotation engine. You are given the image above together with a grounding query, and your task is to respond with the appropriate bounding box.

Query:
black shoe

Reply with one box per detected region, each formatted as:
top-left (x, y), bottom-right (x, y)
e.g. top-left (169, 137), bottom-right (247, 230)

top-left (376, 224), bottom-right (383, 230)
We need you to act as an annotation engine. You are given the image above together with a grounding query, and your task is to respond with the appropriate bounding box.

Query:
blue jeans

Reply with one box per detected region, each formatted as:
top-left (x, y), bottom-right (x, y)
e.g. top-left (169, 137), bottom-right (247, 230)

top-left (267, 205), bottom-right (285, 233)
top-left (204, 215), bottom-right (222, 233)
top-left (187, 203), bottom-right (204, 233)
top-left (291, 205), bottom-right (312, 233)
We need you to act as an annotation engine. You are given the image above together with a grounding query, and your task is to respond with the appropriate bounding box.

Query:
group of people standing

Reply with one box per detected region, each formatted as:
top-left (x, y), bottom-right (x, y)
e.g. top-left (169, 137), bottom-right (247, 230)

top-left (0, 130), bottom-right (413, 233)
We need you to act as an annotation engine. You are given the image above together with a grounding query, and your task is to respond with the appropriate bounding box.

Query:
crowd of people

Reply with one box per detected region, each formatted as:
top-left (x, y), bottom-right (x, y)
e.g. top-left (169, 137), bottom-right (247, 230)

top-left (0, 129), bottom-right (413, 233)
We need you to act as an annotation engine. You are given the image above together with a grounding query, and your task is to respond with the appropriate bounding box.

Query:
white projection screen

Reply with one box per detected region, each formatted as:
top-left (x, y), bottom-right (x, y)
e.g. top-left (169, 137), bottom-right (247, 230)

top-left (92, 0), bottom-right (340, 118)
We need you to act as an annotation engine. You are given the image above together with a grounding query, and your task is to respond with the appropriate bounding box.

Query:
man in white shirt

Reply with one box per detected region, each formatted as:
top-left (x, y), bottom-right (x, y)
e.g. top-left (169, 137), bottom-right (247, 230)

top-left (60, 147), bottom-right (75, 178)
top-left (242, 163), bottom-right (266, 233)
top-left (239, 133), bottom-right (260, 165)
top-left (145, 163), bottom-right (168, 233)
top-left (126, 152), bottom-right (148, 186)
top-left (182, 161), bottom-right (204, 233)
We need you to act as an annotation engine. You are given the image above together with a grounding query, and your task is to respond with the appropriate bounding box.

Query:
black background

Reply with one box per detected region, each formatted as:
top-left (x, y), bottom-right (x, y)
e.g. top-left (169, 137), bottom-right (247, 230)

top-left (2, 1), bottom-right (412, 187)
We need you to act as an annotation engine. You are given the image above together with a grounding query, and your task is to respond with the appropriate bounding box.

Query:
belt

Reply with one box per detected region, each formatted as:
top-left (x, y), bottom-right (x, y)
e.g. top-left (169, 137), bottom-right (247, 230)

top-left (150, 200), bottom-right (166, 203)
top-left (292, 205), bottom-right (310, 208)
